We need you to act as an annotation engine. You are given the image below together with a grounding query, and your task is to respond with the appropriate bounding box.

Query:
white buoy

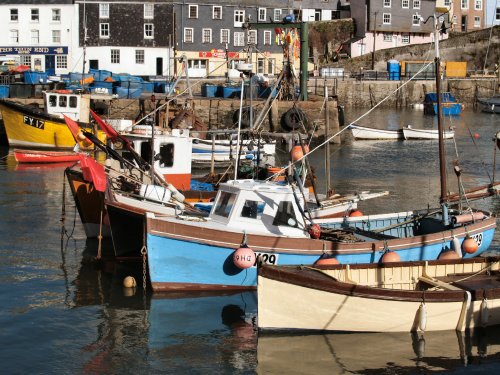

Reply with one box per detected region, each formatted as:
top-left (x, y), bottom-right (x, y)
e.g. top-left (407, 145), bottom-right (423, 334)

top-left (123, 276), bottom-right (137, 288)
top-left (452, 236), bottom-right (462, 258)
top-left (418, 303), bottom-right (427, 332)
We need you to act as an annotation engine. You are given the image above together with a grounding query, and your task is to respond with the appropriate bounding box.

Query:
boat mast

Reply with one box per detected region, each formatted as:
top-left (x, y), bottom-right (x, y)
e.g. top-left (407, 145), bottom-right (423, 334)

top-left (82, 0), bottom-right (87, 91)
top-left (433, 13), bottom-right (449, 225)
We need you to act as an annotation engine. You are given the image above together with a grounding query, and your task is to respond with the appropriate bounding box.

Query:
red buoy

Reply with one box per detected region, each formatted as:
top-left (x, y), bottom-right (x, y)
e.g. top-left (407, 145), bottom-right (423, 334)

top-left (438, 250), bottom-right (460, 260)
top-left (380, 250), bottom-right (401, 263)
top-left (308, 224), bottom-right (321, 239)
top-left (474, 133), bottom-right (480, 139)
top-left (233, 247), bottom-right (256, 269)
top-left (349, 210), bottom-right (363, 217)
top-left (462, 235), bottom-right (478, 254)
top-left (290, 144), bottom-right (309, 162)
top-left (314, 256), bottom-right (340, 266)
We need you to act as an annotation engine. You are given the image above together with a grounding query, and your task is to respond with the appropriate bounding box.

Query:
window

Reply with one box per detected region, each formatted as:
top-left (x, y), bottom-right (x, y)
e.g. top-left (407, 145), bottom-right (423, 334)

top-left (247, 30), bottom-right (257, 45)
top-left (144, 3), bottom-right (154, 19)
top-left (258, 58), bottom-right (275, 75)
top-left (474, 16), bottom-right (480, 27)
top-left (159, 144), bottom-right (174, 168)
top-left (213, 6), bottom-right (222, 20)
top-left (264, 30), bottom-right (271, 45)
top-left (266, 59), bottom-right (276, 75)
top-left (413, 0), bottom-right (420, 9)
top-left (69, 96), bottom-right (78, 108)
top-left (136, 50), bottom-right (144, 64)
top-left (100, 3), bottom-right (109, 18)
top-left (59, 96), bottom-right (67, 108)
top-left (100, 23), bottom-right (110, 38)
top-left (189, 5), bottom-right (198, 18)
top-left (20, 55), bottom-right (31, 66)
top-left (144, 23), bottom-right (154, 39)
top-left (111, 49), bottom-right (120, 64)
top-left (257, 58), bottom-right (265, 74)
top-left (497, 7), bottom-right (500, 21)
top-left (184, 28), bottom-right (193, 43)
top-left (31, 8), bottom-right (39, 22)
top-left (48, 95), bottom-right (57, 107)
top-left (412, 14), bottom-right (421, 26)
top-left (384, 0), bottom-right (391, 7)
top-left (273, 201), bottom-right (298, 227)
top-left (220, 29), bottom-right (230, 44)
top-left (31, 30), bottom-right (39, 44)
top-left (401, 34), bottom-right (410, 43)
top-left (461, 0), bottom-right (468, 9)
top-left (240, 200), bottom-right (265, 219)
top-left (474, 0), bottom-right (482, 10)
top-left (402, 0), bottom-right (409, 8)
top-left (444, 0), bottom-right (451, 6)
top-left (202, 28), bottom-right (212, 43)
top-left (315, 9), bottom-right (321, 21)
top-left (383, 13), bottom-right (391, 24)
top-left (52, 9), bottom-right (61, 22)
top-left (234, 31), bottom-right (245, 46)
top-left (10, 9), bottom-right (18, 22)
top-left (234, 10), bottom-right (245, 26)
top-left (56, 55), bottom-right (67, 69)
top-left (214, 192), bottom-right (236, 218)
top-left (383, 33), bottom-right (393, 42)
top-left (189, 59), bottom-right (206, 69)
top-left (258, 8), bottom-right (266, 21)
top-left (10, 30), bottom-right (19, 43)
top-left (273, 9), bottom-right (282, 22)
top-left (52, 30), bottom-right (61, 43)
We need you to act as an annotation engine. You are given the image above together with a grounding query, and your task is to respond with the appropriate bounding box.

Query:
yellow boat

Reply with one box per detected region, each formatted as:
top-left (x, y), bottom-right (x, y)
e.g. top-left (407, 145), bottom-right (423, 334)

top-left (0, 91), bottom-right (106, 150)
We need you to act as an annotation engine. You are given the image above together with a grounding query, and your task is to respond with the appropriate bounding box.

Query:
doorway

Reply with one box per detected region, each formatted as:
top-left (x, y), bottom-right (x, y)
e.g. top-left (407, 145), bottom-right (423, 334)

top-left (156, 57), bottom-right (163, 76)
top-left (45, 55), bottom-right (55, 75)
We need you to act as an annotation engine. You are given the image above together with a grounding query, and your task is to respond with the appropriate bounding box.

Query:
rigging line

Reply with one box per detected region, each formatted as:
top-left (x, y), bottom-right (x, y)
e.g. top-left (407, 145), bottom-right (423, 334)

top-left (467, 127), bottom-right (493, 183)
top-left (265, 59), bottom-right (437, 181)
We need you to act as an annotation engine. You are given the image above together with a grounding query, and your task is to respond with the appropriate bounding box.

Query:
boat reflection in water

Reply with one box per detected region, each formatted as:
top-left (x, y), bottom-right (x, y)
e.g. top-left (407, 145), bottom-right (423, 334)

top-left (257, 327), bottom-right (500, 374)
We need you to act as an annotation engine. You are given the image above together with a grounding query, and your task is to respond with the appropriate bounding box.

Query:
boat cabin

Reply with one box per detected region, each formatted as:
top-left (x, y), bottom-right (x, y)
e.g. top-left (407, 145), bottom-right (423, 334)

top-left (43, 91), bottom-right (91, 122)
top-left (209, 179), bottom-right (309, 237)
top-left (122, 129), bottom-right (193, 190)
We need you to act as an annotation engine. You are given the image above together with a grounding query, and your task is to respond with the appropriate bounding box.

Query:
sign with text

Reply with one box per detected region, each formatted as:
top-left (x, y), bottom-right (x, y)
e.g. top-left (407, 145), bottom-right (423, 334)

top-left (0, 46), bottom-right (68, 55)
top-left (198, 51), bottom-right (240, 59)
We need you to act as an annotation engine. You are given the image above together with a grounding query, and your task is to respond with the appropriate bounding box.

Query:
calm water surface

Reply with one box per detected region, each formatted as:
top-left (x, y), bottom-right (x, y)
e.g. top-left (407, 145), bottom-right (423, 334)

top-left (0, 108), bottom-right (499, 374)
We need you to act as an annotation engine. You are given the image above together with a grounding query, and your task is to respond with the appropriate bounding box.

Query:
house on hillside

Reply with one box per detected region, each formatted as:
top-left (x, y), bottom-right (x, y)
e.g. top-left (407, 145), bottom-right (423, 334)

top-left (450, 0), bottom-right (485, 32)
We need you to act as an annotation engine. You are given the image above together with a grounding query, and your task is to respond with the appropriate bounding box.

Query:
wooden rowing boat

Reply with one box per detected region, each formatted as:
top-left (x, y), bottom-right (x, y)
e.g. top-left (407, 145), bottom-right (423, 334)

top-left (257, 256), bottom-right (500, 332)
top-left (14, 149), bottom-right (80, 163)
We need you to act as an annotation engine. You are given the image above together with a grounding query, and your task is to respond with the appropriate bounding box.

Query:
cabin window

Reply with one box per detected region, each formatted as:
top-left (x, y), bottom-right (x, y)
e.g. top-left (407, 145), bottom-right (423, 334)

top-left (272, 201), bottom-right (299, 227)
top-left (159, 143), bottom-right (174, 168)
top-left (69, 96), bottom-right (78, 108)
top-left (240, 200), bottom-right (265, 219)
top-left (59, 96), bottom-right (67, 108)
top-left (214, 192), bottom-right (237, 218)
top-left (48, 95), bottom-right (57, 107)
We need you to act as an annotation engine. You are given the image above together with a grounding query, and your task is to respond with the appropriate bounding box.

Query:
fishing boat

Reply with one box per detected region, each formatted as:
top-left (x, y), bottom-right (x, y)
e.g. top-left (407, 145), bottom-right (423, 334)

top-left (142, 19), bottom-right (497, 292)
top-left (257, 256), bottom-right (500, 332)
top-left (423, 92), bottom-right (463, 116)
top-left (0, 90), bottom-right (108, 149)
top-left (402, 125), bottom-right (455, 140)
top-left (350, 124), bottom-right (404, 140)
top-left (14, 148), bottom-right (81, 163)
top-left (477, 94), bottom-right (500, 114)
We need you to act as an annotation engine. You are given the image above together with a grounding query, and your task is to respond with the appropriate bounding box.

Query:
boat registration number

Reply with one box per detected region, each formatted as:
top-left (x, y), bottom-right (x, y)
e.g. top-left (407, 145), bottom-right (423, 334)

top-left (253, 252), bottom-right (279, 267)
top-left (23, 115), bottom-right (45, 130)
top-left (471, 233), bottom-right (483, 248)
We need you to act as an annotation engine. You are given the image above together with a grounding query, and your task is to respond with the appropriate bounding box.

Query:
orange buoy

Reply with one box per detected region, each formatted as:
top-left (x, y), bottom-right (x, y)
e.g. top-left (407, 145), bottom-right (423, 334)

top-left (308, 224), bottom-right (321, 239)
top-left (380, 250), bottom-right (401, 263)
top-left (233, 246), bottom-right (256, 269)
top-left (438, 250), bottom-right (460, 260)
top-left (462, 235), bottom-right (478, 254)
top-left (474, 133), bottom-right (480, 139)
top-left (290, 144), bottom-right (309, 161)
top-left (349, 210), bottom-right (363, 217)
top-left (314, 256), bottom-right (340, 266)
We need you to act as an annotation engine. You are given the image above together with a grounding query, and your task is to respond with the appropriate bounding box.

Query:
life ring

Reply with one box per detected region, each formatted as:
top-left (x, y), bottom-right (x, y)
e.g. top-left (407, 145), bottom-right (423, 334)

top-left (232, 106), bottom-right (253, 128)
top-left (280, 108), bottom-right (308, 132)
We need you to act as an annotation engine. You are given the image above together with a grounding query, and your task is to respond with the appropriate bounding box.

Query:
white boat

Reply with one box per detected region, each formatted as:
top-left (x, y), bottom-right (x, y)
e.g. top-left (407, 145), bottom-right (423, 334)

top-left (402, 125), bottom-right (454, 140)
top-left (350, 124), bottom-right (403, 140)
top-left (257, 256), bottom-right (500, 332)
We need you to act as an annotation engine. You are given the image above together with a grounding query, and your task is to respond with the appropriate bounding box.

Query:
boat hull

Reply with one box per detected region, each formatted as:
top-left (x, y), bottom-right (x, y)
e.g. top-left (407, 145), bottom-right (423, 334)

top-left (257, 257), bottom-right (500, 332)
top-left (350, 125), bottom-right (404, 140)
top-left (145, 211), bottom-right (496, 291)
top-left (14, 149), bottom-right (80, 163)
top-left (402, 127), bottom-right (454, 140)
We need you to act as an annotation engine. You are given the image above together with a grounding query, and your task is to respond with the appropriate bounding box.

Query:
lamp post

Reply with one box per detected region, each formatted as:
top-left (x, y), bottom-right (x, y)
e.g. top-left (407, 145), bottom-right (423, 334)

top-left (371, 12), bottom-right (378, 70)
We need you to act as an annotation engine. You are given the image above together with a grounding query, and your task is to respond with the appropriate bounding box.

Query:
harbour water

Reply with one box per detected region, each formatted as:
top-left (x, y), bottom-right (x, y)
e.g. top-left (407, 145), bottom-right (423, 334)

top-left (0, 108), bottom-right (499, 374)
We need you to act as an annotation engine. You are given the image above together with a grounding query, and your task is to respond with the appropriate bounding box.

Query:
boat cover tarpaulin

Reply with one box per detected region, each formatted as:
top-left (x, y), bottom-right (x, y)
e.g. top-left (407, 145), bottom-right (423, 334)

top-left (79, 154), bottom-right (106, 192)
top-left (424, 92), bottom-right (457, 103)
